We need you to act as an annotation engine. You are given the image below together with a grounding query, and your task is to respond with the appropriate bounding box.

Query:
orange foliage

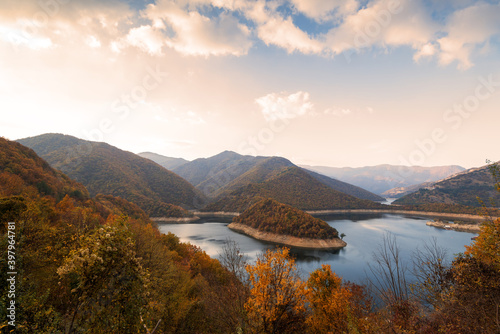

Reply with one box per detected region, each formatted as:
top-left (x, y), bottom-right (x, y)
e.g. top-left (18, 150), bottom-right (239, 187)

top-left (245, 248), bottom-right (307, 334)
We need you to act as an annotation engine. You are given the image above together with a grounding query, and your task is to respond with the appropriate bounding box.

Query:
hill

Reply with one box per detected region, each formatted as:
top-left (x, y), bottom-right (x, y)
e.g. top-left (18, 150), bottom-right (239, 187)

top-left (0, 137), bottom-right (89, 200)
top-left (381, 181), bottom-right (434, 199)
top-left (204, 166), bottom-right (387, 212)
top-left (138, 152), bottom-right (189, 170)
top-left (17, 134), bottom-right (203, 217)
top-left (394, 163), bottom-right (500, 207)
top-left (173, 151), bottom-right (383, 201)
top-left (1, 138), bottom-right (253, 333)
top-left (231, 198), bottom-right (340, 239)
top-left (301, 164), bottom-right (465, 195)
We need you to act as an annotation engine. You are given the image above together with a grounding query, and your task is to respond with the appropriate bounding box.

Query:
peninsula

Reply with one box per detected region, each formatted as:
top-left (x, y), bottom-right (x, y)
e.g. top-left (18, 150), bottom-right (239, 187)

top-left (227, 198), bottom-right (347, 250)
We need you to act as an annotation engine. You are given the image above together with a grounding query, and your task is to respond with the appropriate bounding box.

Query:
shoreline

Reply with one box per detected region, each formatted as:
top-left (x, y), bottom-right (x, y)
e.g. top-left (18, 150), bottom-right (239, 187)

top-left (305, 209), bottom-right (496, 222)
top-left (227, 223), bottom-right (347, 250)
top-left (152, 216), bottom-right (201, 224)
top-left (426, 220), bottom-right (481, 233)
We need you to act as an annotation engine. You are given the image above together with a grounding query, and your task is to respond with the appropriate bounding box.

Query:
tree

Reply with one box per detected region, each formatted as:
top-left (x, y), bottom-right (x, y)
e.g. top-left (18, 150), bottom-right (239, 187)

top-left (245, 248), bottom-right (306, 334)
top-left (306, 264), bottom-right (372, 333)
top-left (410, 237), bottom-right (450, 310)
top-left (367, 233), bottom-right (419, 332)
top-left (57, 218), bottom-right (148, 334)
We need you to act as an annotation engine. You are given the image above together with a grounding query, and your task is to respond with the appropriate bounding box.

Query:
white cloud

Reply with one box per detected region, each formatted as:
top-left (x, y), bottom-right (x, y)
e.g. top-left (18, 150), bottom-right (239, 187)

top-left (126, 25), bottom-right (164, 55)
top-left (437, 3), bottom-right (500, 70)
top-left (324, 0), bottom-right (439, 59)
top-left (256, 91), bottom-right (314, 121)
top-left (289, 0), bottom-right (359, 21)
top-left (144, 0), bottom-right (252, 56)
top-left (257, 16), bottom-right (323, 54)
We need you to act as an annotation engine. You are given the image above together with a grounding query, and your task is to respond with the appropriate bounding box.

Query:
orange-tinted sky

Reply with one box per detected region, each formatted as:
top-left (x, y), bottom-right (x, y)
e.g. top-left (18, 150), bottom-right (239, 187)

top-left (1, 0), bottom-right (499, 168)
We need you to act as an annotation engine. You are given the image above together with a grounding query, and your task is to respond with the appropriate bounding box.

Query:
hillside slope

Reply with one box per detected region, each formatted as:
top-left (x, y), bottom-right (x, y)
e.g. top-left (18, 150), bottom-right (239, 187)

top-left (0, 137), bottom-right (89, 200)
top-left (302, 164), bottom-right (465, 195)
top-left (17, 134), bottom-right (203, 216)
top-left (173, 151), bottom-right (383, 201)
top-left (394, 163), bottom-right (500, 207)
top-left (204, 166), bottom-right (386, 212)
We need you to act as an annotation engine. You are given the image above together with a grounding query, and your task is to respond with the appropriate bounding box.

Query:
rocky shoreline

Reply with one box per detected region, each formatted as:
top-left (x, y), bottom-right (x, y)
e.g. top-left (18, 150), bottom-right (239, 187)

top-left (426, 220), bottom-right (481, 233)
top-left (227, 223), bottom-right (347, 250)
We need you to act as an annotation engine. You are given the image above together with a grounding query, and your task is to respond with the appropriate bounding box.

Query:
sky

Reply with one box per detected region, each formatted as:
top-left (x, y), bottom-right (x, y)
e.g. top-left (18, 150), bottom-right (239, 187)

top-left (1, 0), bottom-right (499, 169)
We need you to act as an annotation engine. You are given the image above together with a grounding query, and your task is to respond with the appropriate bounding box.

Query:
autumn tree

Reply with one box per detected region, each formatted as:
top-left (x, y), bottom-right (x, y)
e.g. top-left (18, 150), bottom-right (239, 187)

top-left (57, 218), bottom-right (148, 334)
top-left (306, 264), bottom-right (372, 333)
top-left (245, 248), bottom-right (306, 334)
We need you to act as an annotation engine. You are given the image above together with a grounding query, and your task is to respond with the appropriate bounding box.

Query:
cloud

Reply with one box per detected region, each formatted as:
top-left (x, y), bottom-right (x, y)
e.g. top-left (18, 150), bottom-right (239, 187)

top-left (0, 0), bottom-right (498, 69)
top-left (324, 0), bottom-right (439, 59)
top-left (256, 91), bottom-right (314, 121)
top-left (289, 0), bottom-right (359, 21)
top-left (125, 25), bottom-right (164, 55)
top-left (143, 0), bottom-right (252, 56)
top-left (437, 3), bottom-right (500, 70)
top-left (256, 16), bottom-right (323, 54)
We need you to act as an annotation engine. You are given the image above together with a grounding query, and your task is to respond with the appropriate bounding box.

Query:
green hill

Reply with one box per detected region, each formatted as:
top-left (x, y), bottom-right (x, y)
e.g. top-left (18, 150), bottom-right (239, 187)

top-left (394, 163), bottom-right (500, 208)
top-left (173, 151), bottom-right (383, 202)
top-left (204, 166), bottom-right (387, 212)
top-left (17, 134), bottom-right (203, 217)
top-left (233, 198), bottom-right (339, 239)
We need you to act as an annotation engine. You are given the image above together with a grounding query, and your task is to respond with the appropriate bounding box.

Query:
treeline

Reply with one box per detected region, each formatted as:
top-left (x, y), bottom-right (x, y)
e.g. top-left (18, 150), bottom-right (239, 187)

top-left (233, 198), bottom-right (339, 239)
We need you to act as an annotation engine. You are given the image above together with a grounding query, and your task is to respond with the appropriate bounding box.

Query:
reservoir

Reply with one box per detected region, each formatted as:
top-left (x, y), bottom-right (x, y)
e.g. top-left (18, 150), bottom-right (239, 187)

top-left (158, 213), bottom-right (477, 283)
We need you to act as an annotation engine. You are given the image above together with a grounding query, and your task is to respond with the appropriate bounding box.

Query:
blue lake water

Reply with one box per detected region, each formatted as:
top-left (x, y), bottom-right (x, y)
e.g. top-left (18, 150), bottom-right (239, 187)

top-left (158, 213), bottom-right (477, 283)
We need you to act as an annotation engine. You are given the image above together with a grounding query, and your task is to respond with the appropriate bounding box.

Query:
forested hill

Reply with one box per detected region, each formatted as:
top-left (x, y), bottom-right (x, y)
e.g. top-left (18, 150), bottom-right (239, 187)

top-left (394, 162), bottom-right (500, 208)
top-left (204, 166), bottom-right (387, 212)
top-left (172, 150), bottom-right (383, 201)
top-left (233, 198), bottom-right (340, 239)
top-left (0, 137), bottom-right (253, 333)
top-left (17, 134), bottom-right (203, 217)
top-left (0, 137), bottom-right (89, 200)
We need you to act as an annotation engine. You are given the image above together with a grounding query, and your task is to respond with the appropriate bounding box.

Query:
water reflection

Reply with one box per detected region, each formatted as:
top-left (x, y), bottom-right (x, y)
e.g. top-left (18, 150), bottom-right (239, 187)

top-left (158, 214), bottom-right (476, 283)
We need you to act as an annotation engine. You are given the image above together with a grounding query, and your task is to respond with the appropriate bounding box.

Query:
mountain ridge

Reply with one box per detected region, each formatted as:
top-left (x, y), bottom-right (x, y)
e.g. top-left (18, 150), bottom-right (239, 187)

top-left (17, 133), bottom-right (203, 217)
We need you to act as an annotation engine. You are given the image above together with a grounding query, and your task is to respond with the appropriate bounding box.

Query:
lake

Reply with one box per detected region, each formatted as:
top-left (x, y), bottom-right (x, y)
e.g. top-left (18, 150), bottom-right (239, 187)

top-left (158, 213), bottom-right (477, 283)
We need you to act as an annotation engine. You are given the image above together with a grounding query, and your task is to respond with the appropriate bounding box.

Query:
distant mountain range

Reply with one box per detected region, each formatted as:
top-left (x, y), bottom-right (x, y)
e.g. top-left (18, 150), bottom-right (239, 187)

top-left (394, 163), bottom-right (500, 208)
top-left (17, 134), bottom-right (203, 216)
top-left (301, 164), bottom-right (465, 195)
top-left (138, 152), bottom-right (189, 170)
